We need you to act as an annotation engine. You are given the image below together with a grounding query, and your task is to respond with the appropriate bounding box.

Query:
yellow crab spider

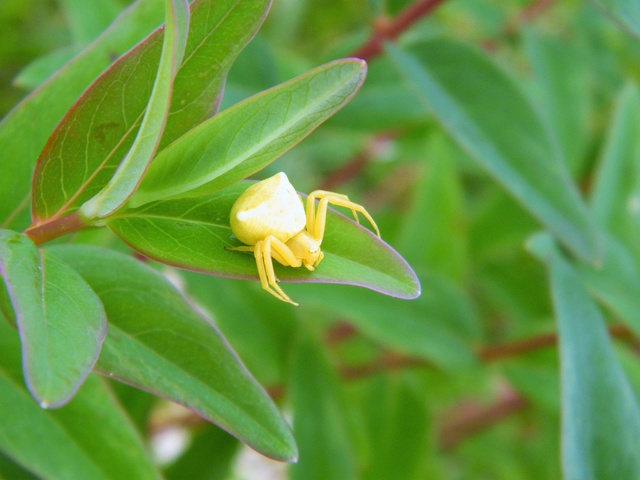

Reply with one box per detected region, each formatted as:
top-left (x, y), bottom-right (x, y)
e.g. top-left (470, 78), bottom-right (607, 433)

top-left (228, 172), bottom-right (380, 305)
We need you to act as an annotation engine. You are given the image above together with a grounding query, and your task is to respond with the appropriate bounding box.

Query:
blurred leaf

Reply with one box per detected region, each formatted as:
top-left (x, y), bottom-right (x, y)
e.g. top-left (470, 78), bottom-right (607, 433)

top-left (0, 279), bottom-right (15, 327)
top-left (329, 58), bottom-right (427, 131)
top-left (82, 0), bottom-right (190, 218)
top-left (396, 135), bottom-right (467, 282)
top-left (32, 0), bottom-right (270, 222)
top-left (0, 0), bottom-right (166, 230)
top-left (588, 0), bottom-right (640, 38)
top-left (477, 253), bottom-right (552, 324)
top-left (164, 425), bottom-right (239, 480)
top-left (184, 272), bottom-right (297, 385)
top-left (360, 375), bottom-right (431, 480)
top-left (590, 83), bottom-right (640, 259)
top-left (133, 59), bottom-right (367, 205)
top-left (577, 234), bottom-right (640, 335)
top-left (503, 354), bottom-right (560, 412)
top-left (59, 0), bottom-right (124, 45)
top-left (290, 275), bottom-right (479, 371)
top-left (0, 320), bottom-right (160, 480)
top-left (108, 181), bottom-right (420, 300)
top-left (469, 187), bottom-right (539, 259)
top-left (528, 233), bottom-right (640, 480)
top-left (0, 450), bottom-right (38, 480)
top-left (387, 39), bottom-right (601, 263)
top-left (524, 32), bottom-right (591, 175)
top-left (13, 46), bottom-right (80, 90)
top-left (50, 244), bottom-right (298, 462)
top-left (0, 230), bottom-right (106, 408)
top-left (289, 332), bottom-right (357, 480)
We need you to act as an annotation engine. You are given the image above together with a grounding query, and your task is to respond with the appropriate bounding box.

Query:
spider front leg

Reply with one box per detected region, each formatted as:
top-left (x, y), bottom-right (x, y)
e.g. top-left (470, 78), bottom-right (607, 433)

top-left (253, 236), bottom-right (302, 306)
top-left (306, 190), bottom-right (381, 241)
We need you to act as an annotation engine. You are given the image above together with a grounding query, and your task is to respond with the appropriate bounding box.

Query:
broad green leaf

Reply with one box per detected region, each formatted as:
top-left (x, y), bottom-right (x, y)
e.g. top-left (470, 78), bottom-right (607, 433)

top-left (289, 332), bottom-right (357, 480)
top-left (0, 321), bottom-right (161, 480)
top-left (50, 245), bottom-right (298, 462)
top-left (59, 0), bottom-right (125, 45)
top-left (577, 234), bottom-right (640, 335)
top-left (0, 230), bottom-right (106, 408)
top-left (288, 276), bottom-right (478, 371)
top-left (528, 233), bottom-right (640, 480)
top-left (588, 0), bottom-right (640, 38)
top-left (164, 425), bottom-right (239, 480)
top-left (108, 182), bottom-right (420, 300)
top-left (32, 0), bottom-right (270, 222)
top-left (590, 83), bottom-right (640, 259)
top-left (14, 47), bottom-right (81, 91)
top-left (503, 355), bottom-right (561, 412)
top-left (329, 57), bottom-right (427, 131)
top-left (387, 39), bottom-right (601, 263)
top-left (524, 32), bottom-right (590, 175)
top-left (396, 135), bottom-right (468, 282)
top-left (0, 450), bottom-right (39, 480)
top-left (360, 375), bottom-right (431, 480)
top-left (132, 59), bottom-right (367, 205)
top-left (184, 272), bottom-right (297, 386)
top-left (81, 0), bottom-right (190, 219)
top-left (0, 0), bottom-right (166, 230)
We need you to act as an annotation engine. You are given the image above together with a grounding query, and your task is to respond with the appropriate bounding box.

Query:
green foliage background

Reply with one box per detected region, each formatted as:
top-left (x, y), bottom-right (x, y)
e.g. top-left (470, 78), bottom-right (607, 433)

top-left (2, 0), bottom-right (640, 479)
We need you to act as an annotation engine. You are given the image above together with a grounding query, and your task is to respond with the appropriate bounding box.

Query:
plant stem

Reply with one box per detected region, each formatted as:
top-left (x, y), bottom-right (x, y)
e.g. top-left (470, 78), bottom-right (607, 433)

top-left (351, 0), bottom-right (449, 61)
top-left (24, 212), bottom-right (88, 245)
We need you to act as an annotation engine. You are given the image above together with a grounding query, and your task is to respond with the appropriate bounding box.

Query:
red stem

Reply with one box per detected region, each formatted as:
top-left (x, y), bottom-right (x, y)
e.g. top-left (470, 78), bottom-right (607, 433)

top-left (351, 0), bottom-right (449, 61)
top-left (23, 212), bottom-right (88, 245)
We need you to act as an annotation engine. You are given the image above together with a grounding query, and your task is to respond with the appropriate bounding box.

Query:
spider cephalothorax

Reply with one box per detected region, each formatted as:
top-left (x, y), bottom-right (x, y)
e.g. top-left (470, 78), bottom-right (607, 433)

top-left (228, 172), bottom-right (380, 305)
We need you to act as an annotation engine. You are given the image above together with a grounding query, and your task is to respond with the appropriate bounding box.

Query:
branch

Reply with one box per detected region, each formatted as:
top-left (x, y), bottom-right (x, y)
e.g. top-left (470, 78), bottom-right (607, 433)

top-left (438, 384), bottom-right (528, 451)
top-left (351, 0), bottom-right (449, 61)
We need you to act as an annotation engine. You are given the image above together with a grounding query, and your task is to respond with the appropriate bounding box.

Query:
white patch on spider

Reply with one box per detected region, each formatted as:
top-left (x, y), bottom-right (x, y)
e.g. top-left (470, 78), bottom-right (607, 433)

top-left (236, 202), bottom-right (270, 221)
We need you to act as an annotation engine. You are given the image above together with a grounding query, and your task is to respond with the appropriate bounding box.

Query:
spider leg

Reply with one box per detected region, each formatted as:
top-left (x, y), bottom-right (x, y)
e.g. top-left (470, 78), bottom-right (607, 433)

top-left (306, 190), bottom-right (381, 240)
top-left (227, 245), bottom-right (255, 252)
top-left (228, 244), bottom-right (293, 267)
top-left (257, 236), bottom-right (302, 306)
top-left (306, 191), bottom-right (351, 234)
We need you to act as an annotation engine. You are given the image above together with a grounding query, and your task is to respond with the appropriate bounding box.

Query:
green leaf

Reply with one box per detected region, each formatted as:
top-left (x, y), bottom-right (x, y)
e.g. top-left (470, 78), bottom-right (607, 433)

top-left (164, 425), bottom-right (239, 480)
top-left (524, 32), bottom-right (591, 175)
top-left (288, 276), bottom-right (478, 371)
top-left (0, 230), bottom-right (106, 408)
top-left (108, 181), bottom-right (420, 300)
top-left (590, 83), bottom-right (640, 259)
top-left (588, 0), bottom-right (640, 38)
top-left (50, 244), bottom-right (298, 462)
top-left (0, 0), bottom-right (166, 230)
top-left (132, 59), bottom-right (367, 205)
top-left (329, 57), bottom-right (427, 131)
top-left (0, 280), bottom-right (15, 328)
top-left (387, 39), bottom-right (601, 263)
top-left (395, 135), bottom-right (468, 282)
top-left (360, 375), bottom-right (431, 480)
top-left (0, 321), bottom-right (161, 480)
top-left (59, 0), bottom-right (124, 45)
top-left (81, 0), bottom-right (190, 219)
top-left (577, 234), bottom-right (640, 335)
top-left (0, 450), bottom-right (39, 480)
top-left (32, 0), bottom-right (270, 222)
top-left (13, 46), bottom-right (81, 90)
top-left (289, 332), bottom-right (357, 480)
top-left (183, 272), bottom-right (297, 386)
top-left (528, 233), bottom-right (640, 480)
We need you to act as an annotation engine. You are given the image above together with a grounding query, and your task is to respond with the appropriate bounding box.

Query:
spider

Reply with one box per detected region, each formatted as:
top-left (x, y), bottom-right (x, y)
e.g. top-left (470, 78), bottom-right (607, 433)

top-left (228, 172), bottom-right (380, 305)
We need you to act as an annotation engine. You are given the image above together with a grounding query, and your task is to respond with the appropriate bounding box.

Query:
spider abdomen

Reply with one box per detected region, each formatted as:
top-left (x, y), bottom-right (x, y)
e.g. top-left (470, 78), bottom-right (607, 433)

top-left (230, 172), bottom-right (305, 245)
